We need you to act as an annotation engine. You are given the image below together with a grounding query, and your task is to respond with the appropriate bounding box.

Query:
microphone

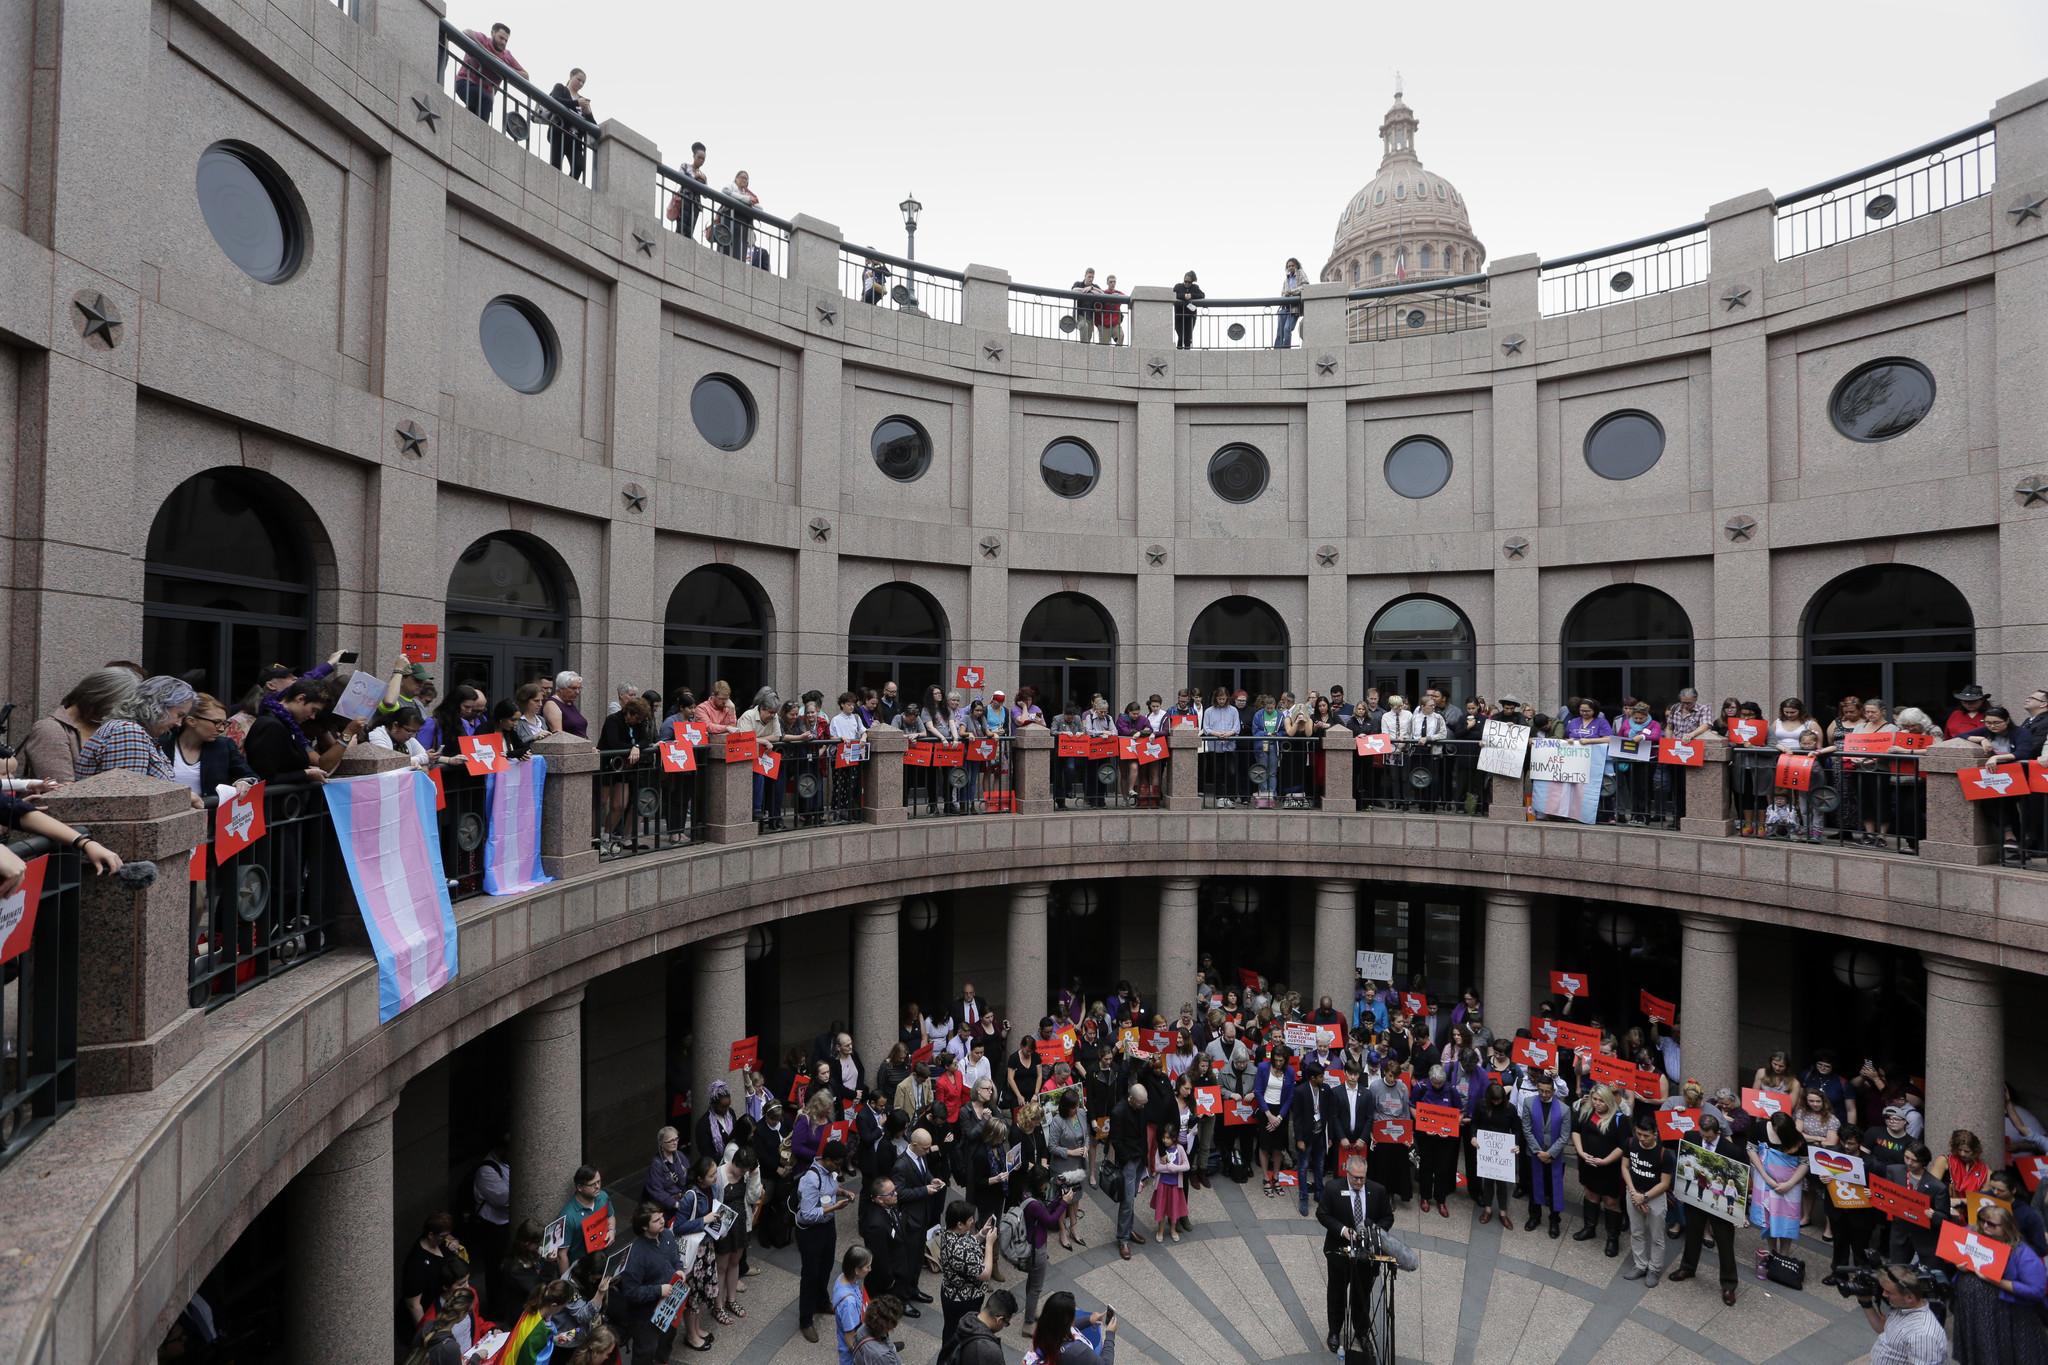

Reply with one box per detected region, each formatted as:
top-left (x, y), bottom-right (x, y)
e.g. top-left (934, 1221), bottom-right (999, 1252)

top-left (115, 860), bottom-right (159, 890)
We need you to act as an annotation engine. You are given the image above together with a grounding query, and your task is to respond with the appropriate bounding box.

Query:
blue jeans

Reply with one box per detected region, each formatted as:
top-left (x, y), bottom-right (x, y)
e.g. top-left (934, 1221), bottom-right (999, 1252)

top-left (1118, 1160), bottom-right (1144, 1244)
top-left (1298, 1132), bottom-right (1325, 1214)
top-left (1274, 309), bottom-right (1298, 348)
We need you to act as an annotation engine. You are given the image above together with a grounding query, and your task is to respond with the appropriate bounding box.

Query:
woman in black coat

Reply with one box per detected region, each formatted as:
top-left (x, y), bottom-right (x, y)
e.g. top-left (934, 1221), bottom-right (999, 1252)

top-left (158, 694), bottom-right (258, 796)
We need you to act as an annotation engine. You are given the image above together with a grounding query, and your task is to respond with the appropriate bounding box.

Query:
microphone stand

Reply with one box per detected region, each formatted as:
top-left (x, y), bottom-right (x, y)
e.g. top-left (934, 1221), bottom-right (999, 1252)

top-left (1340, 1227), bottom-right (1398, 1364)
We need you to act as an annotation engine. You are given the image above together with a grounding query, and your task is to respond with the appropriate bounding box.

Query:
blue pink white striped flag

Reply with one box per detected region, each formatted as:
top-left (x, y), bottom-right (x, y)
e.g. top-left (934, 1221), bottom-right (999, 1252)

top-left (1530, 745), bottom-right (1607, 824)
top-left (484, 755), bottom-right (552, 897)
top-left (323, 769), bottom-right (458, 1023)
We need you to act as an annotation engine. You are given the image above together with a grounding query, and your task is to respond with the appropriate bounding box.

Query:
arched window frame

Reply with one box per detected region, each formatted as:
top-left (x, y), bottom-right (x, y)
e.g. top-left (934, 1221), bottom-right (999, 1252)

top-left (847, 583), bottom-right (950, 697)
top-left (442, 532), bottom-right (574, 702)
top-left (1019, 591), bottom-right (1118, 716)
top-left (1801, 565), bottom-right (1974, 721)
top-left (1560, 585), bottom-right (1695, 717)
top-left (664, 564), bottom-right (774, 708)
top-left (1364, 594), bottom-right (1475, 709)
top-left (1187, 595), bottom-right (1290, 703)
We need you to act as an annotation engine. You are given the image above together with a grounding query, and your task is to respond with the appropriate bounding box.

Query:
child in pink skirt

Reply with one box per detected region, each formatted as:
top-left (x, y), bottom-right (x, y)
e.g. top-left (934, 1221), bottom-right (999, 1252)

top-left (1151, 1120), bottom-right (1191, 1242)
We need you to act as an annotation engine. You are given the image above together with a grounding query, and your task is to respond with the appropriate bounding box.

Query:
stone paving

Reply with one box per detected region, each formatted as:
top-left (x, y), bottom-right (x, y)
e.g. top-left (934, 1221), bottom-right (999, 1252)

top-left (697, 1170), bottom-right (1887, 1365)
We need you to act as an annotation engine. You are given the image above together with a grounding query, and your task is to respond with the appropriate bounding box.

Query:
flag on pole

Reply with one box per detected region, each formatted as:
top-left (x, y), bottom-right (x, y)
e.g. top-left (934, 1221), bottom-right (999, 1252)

top-left (322, 769), bottom-right (458, 1024)
top-left (484, 755), bottom-right (552, 897)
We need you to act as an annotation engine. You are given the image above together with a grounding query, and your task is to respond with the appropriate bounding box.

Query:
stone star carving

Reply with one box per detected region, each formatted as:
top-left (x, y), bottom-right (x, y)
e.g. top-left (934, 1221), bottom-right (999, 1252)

top-left (394, 420), bottom-right (428, 457)
top-left (632, 230), bottom-right (656, 256)
top-left (816, 303), bottom-right (837, 325)
top-left (1721, 287), bottom-right (1751, 310)
top-left (2016, 475), bottom-right (2048, 509)
top-left (983, 342), bottom-right (1003, 362)
top-left (1724, 515), bottom-right (1758, 543)
top-left (411, 95), bottom-right (440, 131)
top-left (1145, 545), bottom-right (1167, 566)
top-left (1147, 359), bottom-right (1168, 377)
top-left (980, 536), bottom-right (1002, 559)
top-left (809, 517), bottom-right (832, 542)
top-left (74, 291), bottom-right (121, 348)
top-left (621, 483), bottom-right (648, 513)
top-left (2009, 194), bottom-right (2048, 226)
top-left (1502, 536), bottom-right (1529, 561)
top-left (1315, 545), bottom-right (1338, 567)
top-left (1500, 334), bottom-right (1525, 356)
top-left (1316, 356), bottom-right (1337, 376)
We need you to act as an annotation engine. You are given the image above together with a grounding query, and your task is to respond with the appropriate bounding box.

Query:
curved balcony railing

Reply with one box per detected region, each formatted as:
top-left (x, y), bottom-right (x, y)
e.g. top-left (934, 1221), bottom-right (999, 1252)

top-left (435, 22), bottom-right (601, 186)
top-left (838, 244), bottom-right (965, 324)
top-left (0, 834), bottom-right (80, 1175)
top-left (655, 162), bottom-right (793, 276)
top-left (1775, 122), bottom-right (1996, 261)
top-left (1346, 273), bottom-right (1491, 341)
top-left (1538, 223), bottom-right (1711, 317)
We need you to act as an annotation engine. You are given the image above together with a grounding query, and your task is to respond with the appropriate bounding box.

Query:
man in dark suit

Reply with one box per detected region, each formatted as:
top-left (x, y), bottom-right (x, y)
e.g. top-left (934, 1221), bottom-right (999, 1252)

top-left (1664, 1113), bottom-right (1743, 1306)
top-left (1321, 1064), bottom-right (1373, 1162)
top-left (853, 1092), bottom-right (891, 1185)
top-left (953, 983), bottom-right (990, 1035)
top-left (857, 1177), bottom-right (912, 1312)
top-left (890, 1129), bottom-right (948, 1303)
top-left (1317, 1155), bottom-right (1393, 1355)
top-left (1291, 1060), bottom-right (1327, 1217)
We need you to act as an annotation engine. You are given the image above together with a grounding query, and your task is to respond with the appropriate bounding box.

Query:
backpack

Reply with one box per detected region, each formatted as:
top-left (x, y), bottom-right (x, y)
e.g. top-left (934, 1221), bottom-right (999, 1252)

top-left (997, 1203), bottom-right (1035, 1270)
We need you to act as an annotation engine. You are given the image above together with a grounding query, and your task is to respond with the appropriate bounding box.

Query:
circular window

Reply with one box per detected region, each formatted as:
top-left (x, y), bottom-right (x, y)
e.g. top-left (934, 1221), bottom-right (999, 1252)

top-left (689, 375), bottom-right (756, 451)
top-left (1207, 444), bottom-right (1269, 504)
top-left (1583, 410), bottom-right (1666, 481)
top-left (195, 142), bottom-right (304, 284)
top-left (871, 416), bottom-right (931, 482)
top-left (1040, 439), bottom-right (1098, 498)
top-left (478, 297), bottom-right (557, 394)
top-left (1384, 436), bottom-right (1452, 500)
top-left (1829, 357), bottom-right (1935, 442)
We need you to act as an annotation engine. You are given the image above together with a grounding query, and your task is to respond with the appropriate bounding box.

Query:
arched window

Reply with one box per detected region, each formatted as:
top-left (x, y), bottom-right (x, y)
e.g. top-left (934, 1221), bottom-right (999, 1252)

top-left (444, 534), bottom-right (569, 703)
top-left (144, 470), bottom-right (318, 701)
top-left (1365, 596), bottom-right (1473, 709)
top-left (1370, 252), bottom-right (1383, 277)
top-left (848, 584), bottom-right (947, 699)
top-left (1562, 585), bottom-right (1694, 716)
top-left (1350, 259), bottom-right (1359, 284)
top-left (1188, 596), bottom-right (1288, 703)
top-left (1804, 565), bottom-right (1973, 721)
top-left (1020, 592), bottom-right (1116, 715)
top-left (664, 566), bottom-right (771, 708)
top-left (1420, 246), bottom-right (1433, 270)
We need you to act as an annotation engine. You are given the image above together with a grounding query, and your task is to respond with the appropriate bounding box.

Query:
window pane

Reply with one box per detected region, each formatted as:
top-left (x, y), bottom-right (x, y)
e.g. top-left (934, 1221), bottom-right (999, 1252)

top-left (145, 574), bottom-right (307, 619)
top-left (850, 586), bottom-right (942, 641)
top-left (448, 536), bottom-right (560, 612)
top-left (145, 472), bottom-right (306, 585)
top-left (1190, 596), bottom-right (1287, 650)
top-left (1021, 592), bottom-right (1114, 647)
top-left (1808, 566), bottom-right (1969, 637)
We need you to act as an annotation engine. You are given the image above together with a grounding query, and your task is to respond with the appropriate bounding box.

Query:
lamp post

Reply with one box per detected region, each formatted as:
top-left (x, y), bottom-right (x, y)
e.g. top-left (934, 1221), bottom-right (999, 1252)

top-left (899, 192), bottom-right (922, 310)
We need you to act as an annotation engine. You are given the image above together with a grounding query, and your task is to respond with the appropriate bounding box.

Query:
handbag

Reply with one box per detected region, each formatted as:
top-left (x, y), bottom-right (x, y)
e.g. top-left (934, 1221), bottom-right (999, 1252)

top-left (1096, 1159), bottom-right (1124, 1202)
top-left (1764, 1250), bottom-right (1806, 1291)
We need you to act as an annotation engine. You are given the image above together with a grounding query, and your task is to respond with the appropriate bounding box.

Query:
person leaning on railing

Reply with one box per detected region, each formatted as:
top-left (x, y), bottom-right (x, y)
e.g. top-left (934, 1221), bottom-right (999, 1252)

top-left (158, 692), bottom-right (258, 802)
top-left (19, 666), bottom-right (136, 785)
top-left (242, 679), bottom-right (339, 786)
top-left (453, 23), bottom-right (528, 124)
top-left (76, 674), bottom-right (196, 790)
top-left (0, 789), bottom-right (122, 894)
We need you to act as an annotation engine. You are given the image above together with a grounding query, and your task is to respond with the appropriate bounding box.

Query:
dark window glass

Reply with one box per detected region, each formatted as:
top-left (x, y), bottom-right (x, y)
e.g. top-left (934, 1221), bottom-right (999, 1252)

top-left (1806, 565), bottom-right (1970, 640)
top-left (849, 584), bottom-right (947, 695)
top-left (478, 296), bottom-right (557, 394)
top-left (1583, 410), bottom-right (1665, 480)
top-left (1829, 358), bottom-right (1935, 442)
top-left (1562, 585), bottom-right (1694, 715)
top-left (447, 535), bottom-right (560, 611)
top-left (690, 375), bottom-right (757, 451)
top-left (195, 142), bottom-right (303, 284)
top-left (1040, 439), bottom-right (1098, 498)
top-left (1364, 595), bottom-right (1475, 709)
top-left (663, 566), bottom-right (771, 706)
top-left (1384, 436), bottom-right (1451, 499)
top-left (1804, 565), bottom-right (1974, 722)
top-left (1188, 595), bottom-right (1288, 700)
top-left (145, 471), bottom-right (307, 584)
top-left (1020, 592), bottom-right (1115, 713)
top-left (443, 535), bottom-right (568, 700)
top-left (872, 417), bottom-right (931, 482)
top-left (1207, 444), bottom-right (1268, 503)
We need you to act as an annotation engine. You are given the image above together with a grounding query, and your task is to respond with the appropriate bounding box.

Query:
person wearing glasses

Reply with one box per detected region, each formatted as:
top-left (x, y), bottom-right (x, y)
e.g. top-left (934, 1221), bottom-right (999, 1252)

top-left (159, 693), bottom-right (258, 801)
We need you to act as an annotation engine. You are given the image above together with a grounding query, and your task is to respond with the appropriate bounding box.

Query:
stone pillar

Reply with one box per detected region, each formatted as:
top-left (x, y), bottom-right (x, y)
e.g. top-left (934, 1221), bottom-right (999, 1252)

top-left (1007, 883), bottom-right (1050, 1023)
top-left (1482, 891), bottom-right (1533, 1034)
top-left (1486, 766), bottom-right (1528, 822)
top-left (1487, 253), bottom-right (1543, 707)
top-left (1679, 914), bottom-right (1740, 1094)
top-left (851, 900), bottom-right (900, 1068)
top-left (1679, 738), bottom-right (1736, 837)
top-left (1012, 727), bottom-right (1054, 815)
top-left (1130, 285), bottom-right (1174, 351)
top-left (592, 118), bottom-right (661, 217)
top-left (963, 263), bottom-right (1011, 332)
top-left (40, 771), bottom-right (208, 1094)
top-left (531, 732), bottom-right (601, 880)
top-left (1164, 728), bottom-right (1201, 811)
top-left (1157, 877), bottom-right (1200, 1014)
top-left (1917, 746), bottom-right (2001, 865)
top-left (509, 989), bottom-right (586, 1227)
top-left (862, 725), bottom-right (909, 825)
top-left (287, 1096), bottom-right (400, 1365)
top-left (690, 930), bottom-right (748, 1152)
top-left (787, 213), bottom-right (842, 290)
top-left (1321, 727), bottom-right (1355, 812)
top-left (702, 733), bottom-right (758, 844)
top-left (1922, 954), bottom-right (2005, 1160)
top-left (1313, 879), bottom-right (1357, 1015)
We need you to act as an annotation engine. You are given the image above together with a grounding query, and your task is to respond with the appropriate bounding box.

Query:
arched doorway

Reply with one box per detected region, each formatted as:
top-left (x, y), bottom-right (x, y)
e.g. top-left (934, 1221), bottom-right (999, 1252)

top-left (847, 584), bottom-right (947, 699)
top-left (1562, 585), bottom-right (1694, 716)
top-left (1804, 565), bottom-right (1974, 721)
top-left (1365, 596), bottom-right (1473, 708)
top-left (143, 470), bottom-right (317, 700)
top-left (1019, 592), bottom-right (1116, 714)
top-left (664, 566), bottom-right (770, 706)
top-left (444, 534), bottom-right (569, 702)
top-left (1188, 596), bottom-right (1288, 702)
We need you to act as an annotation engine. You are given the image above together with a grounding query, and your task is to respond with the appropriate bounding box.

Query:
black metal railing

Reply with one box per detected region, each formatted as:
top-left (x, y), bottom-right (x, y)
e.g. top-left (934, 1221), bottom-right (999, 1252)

top-left (1346, 275), bottom-right (1490, 342)
top-left (1049, 735), bottom-right (1133, 811)
top-left (435, 22), bottom-right (599, 186)
top-left (1353, 739), bottom-right (1489, 815)
top-left (1726, 751), bottom-right (1922, 854)
top-left (839, 247), bottom-right (964, 325)
top-left (1775, 123), bottom-right (1995, 261)
top-left (593, 748), bottom-right (702, 857)
top-left (1594, 748), bottom-right (1685, 830)
top-left (1999, 788), bottom-right (2048, 869)
top-left (438, 768), bottom-right (489, 902)
top-left (1007, 283), bottom-right (1131, 342)
top-left (0, 836), bottom-right (79, 1174)
top-left (1190, 299), bottom-right (1298, 350)
top-left (1539, 224), bottom-right (1711, 317)
top-left (655, 164), bottom-right (791, 275)
top-left (190, 781), bottom-right (337, 1010)
top-left (1196, 735), bottom-right (1323, 809)
top-left (769, 738), bottom-right (867, 832)
top-left (906, 737), bottom-right (1014, 817)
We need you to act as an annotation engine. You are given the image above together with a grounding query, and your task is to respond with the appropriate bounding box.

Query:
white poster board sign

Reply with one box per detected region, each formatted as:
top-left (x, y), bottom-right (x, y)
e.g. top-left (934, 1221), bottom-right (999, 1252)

top-left (1475, 1129), bottom-right (1517, 1182)
top-left (1528, 739), bottom-right (1593, 784)
top-left (1477, 720), bottom-right (1531, 778)
top-left (1356, 950), bottom-right (1394, 979)
top-left (332, 667), bottom-right (387, 722)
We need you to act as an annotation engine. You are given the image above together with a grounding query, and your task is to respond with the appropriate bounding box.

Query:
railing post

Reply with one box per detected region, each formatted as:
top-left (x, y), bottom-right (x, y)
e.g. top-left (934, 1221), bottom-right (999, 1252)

top-left (1917, 747), bottom-right (2001, 865)
top-left (1679, 739), bottom-right (1736, 837)
top-left (703, 734), bottom-right (759, 843)
top-left (1012, 727), bottom-right (1055, 815)
top-left (788, 213), bottom-right (842, 290)
top-left (1300, 283), bottom-right (1349, 353)
top-left (862, 726), bottom-right (908, 825)
top-left (531, 732), bottom-right (601, 880)
top-left (1165, 729), bottom-right (1201, 812)
top-left (1130, 285), bottom-right (1173, 351)
top-left (1486, 758), bottom-right (1528, 823)
top-left (592, 118), bottom-right (661, 219)
top-left (1321, 729), bottom-right (1355, 812)
top-left (964, 263), bottom-right (1010, 332)
top-left (39, 773), bottom-right (208, 1094)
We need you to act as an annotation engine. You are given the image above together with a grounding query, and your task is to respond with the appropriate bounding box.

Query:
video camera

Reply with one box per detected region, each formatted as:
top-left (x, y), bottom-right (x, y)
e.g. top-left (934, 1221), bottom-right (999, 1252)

top-left (1832, 1252), bottom-right (1950, 1304)
top-left (1052, 1168), bottom-right (1087, 1191)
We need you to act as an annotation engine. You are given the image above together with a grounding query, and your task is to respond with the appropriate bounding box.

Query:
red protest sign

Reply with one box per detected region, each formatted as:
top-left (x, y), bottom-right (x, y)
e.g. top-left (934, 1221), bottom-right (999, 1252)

top-left (1741, 1087), bottom-right (1792, 1119)
top-left (1870, 1174), bottom-right (1933, 1226)
top-left (581, 1206), bottom-right (612, 1251)
top-left (1726, 717), bottom-right (1767, 747)
top-left (955, 665), bottom-right (985, 690)
top-left (674, 722), bottom-right (708, 747)
top-left (1511, 1037), bottom-right (1556, 1070)
top-left (1169, 714), bottom-right (1198, 730)
top-left (400, 624), bottom-right (438, 662)
top-left (753, 748), bottom-right (782, 780)
top-left (911, 1041), bottom-right (934, 1065)
top-left (1630, 1067), bottom-right (1665, 1101)
top-left (825, 1120), bottom-right (852, 1147)
top-left (1937, 1219), bottom-right (2011, 1279)
top-left (188, 845), bottom-right (207, 883)
top-left (1140, 1028), bottom-right (1175, 1055)
top-left (723, 731), bottom-right (758, 764)
top-left (1775, 753), bottom-right (1816, 791)
top-left (0, 854), bottom-right (48, 963)
top-left (1356, 734), bottom-right (1393, 757)
top-left (967, 737), bottom-right (999, 762)
top-left (1193, 1086), bottom-right (1221, 1115)
top-left (2016, 1154), bottom-right (2048, 1192)
top-left (836, 742), bottom-right (867, 768)
top-left (904, 744), bottom-right (932, 768)
top-left (1549, 970), bottom-right (1588, 999)
top-left (1087, 736), bottom-right (1118, 760)
top-left (458, 733), bottom-right (507, 775)
top-left (1040, 1032), bottom-right (1073, 1064)
top-left (1655, 1109), bottom-right (1701, 1141)
top-left (660, 741), bottom-right (697, 773)
top-left (1841, 733), bottom-right (1893, 755)
top-left (1238, 966), bottom-right (1261, 990)
top-left (1400, 992), bottom-right (1427, 1016)
top-left (427, 765), bottom-right (446, 810)
top-left (1335, 1140), bottom-right (1368, 1171)
top-left (1414, 1103), bottom-right (1461, 1138)
top-left (788, 1076), bottom-right (810, 1105)
top-left (1657, 736), bottom-right (1704, 766)
top-left (1274, 1169), bottom-right (1297, 1188)
top-left (1056, 733), bottom-right (1091, 758)
top-left (1531, 1016), bottom-right (1560, 1044)
top-left (1372, 1119), bottom-right (1413, 1146)
top-left (1958, 766), bottom-right (2023, 800)
top-left (1589, 1054), bottom-right (1636, 1089)
top-left (212, 782), bottom-right (268, 862)
top-left (1222, 1100), bottom-right (1258, 1126)
top-left (1639, 990), bottom-right (1675, 1025)
top-left (729, 1036), bottom-right (759, 1072)
top-left (1555, 1021), bottom-right (1601, 1054)
top-left (930, 742), bottom-right (965, 767)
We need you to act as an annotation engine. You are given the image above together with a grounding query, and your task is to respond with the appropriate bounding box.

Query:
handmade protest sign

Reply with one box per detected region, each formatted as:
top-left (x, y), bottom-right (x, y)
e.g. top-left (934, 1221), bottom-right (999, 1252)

top-left (332, 668), bottom-right (388, 723)
top-left (1529, 739), bottom-right (1592, 784)
top-left (1356, 950), bottom-right (1394, 978)
top-left (1675, 1140), bottom-right (1750, 1222)
top-left (1476, 1129), bottom-right (1517, 1182)
top-left (1477, 720), bottom-right (1531, 778)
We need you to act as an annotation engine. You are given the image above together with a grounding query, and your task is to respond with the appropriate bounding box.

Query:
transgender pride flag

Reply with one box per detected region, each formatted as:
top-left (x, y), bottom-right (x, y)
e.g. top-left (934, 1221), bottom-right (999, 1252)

top-left (324, 769), bottom-right (459, 1023)
top-left (1530, 744), bottom-right (1608, 825)
top-left (484, 755), bottom-right (552, 897)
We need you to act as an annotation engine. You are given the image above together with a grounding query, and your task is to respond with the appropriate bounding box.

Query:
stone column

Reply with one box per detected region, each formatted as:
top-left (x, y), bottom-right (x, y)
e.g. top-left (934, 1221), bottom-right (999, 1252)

top-left (1012, 727), bottom-right (1054, 815)
top-left (862, 725), bottom-right (909, 825)
top-left (1917, 746), bottom-right (2001, 865)
top-left (690, 930), bottom-right (748, 1152)
top-left (963, 263), bottom-right (1011, 332)
top-left (1922, 954), bottom-right (2005, 1158)
top-left (1007, 883), bottom-right (1050, 1023)
top-left (531, 731), bottom-right (601, 880)
top-left (1164, 728), bottom-right (1202, 811)
top-left (509, 988), bottom-right (587, 1227)
top-left (287, 1096), bottom-right (399, 1365)
top-left (852, 900), bottom-right (900, 1068)
top-left (1130, 285), bottom-right (1174, 351)
top-left (1157, 878), bottom-right (1200, 1014)
top-left (787, 213), bottom-right (843, 290)
top-left (1482, 891), bottom-right (1533, 1034)
top-left (1679, 914), bottom-right (1740, 1094)
top-left (1679, 738), bottom-right (1736, 837)
top-left (703, 733), bottom-right (758, 843)
top-left (1313, 880), bottom-right (1357, 1015)
top-left (1321, 727), bottom-right (1355, 812)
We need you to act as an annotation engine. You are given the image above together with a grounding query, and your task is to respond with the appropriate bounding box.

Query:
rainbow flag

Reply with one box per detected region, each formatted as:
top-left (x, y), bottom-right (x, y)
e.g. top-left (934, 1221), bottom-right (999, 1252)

top-left (498, 1309), bottom-right (553, 1365)
top-left (483, 755), bottom-right (552, 896)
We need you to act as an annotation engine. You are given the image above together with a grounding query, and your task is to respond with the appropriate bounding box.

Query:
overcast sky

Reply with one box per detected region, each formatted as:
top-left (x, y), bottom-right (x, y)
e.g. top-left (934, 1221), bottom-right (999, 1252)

top-left (464, 0), bottom-right (2048, 296)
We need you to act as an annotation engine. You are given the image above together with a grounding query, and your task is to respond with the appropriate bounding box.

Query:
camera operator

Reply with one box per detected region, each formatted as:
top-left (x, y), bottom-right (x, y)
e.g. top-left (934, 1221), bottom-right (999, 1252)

top-left (1317, 1154), bottom-right (1393, 1355)
top-left (1856, 1264), bottom-right (1948, 1365)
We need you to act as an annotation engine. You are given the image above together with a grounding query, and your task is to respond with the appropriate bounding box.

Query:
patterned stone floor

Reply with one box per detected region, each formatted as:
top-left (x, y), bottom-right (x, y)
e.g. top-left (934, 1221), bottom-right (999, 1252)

top-left (700, 1172), bottom-right (1886, 1365)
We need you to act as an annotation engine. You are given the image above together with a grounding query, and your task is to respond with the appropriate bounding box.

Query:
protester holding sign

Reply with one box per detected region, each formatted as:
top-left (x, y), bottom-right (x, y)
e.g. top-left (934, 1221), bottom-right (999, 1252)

top-left (1945, 1202), bottom-right (2048, 1361)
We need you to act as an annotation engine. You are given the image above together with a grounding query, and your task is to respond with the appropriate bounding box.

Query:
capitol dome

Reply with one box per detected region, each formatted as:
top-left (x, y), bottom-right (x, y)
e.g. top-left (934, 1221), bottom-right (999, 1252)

top-left (1323, 87), bottom-right (1487, 287)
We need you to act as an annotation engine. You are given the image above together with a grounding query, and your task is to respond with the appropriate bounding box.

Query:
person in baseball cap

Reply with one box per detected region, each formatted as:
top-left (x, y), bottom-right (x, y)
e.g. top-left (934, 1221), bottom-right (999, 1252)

top-left (372, 654), bottom-right (433, 725)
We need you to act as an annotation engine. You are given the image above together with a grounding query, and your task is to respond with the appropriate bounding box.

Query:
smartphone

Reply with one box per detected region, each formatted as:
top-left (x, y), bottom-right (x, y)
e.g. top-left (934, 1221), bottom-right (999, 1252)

top-left (338, 651), bottom-right (359, 664)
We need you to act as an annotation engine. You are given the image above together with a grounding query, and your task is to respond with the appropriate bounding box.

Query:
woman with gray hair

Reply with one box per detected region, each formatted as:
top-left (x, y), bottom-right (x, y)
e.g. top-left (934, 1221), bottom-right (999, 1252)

top-left (21, 666), bottom-right (139, 783)
top-left (1412, 1063), bottom-right (1464, 1217)
top-left (75, 675), bottom-right (197, 787)
top-left (544, 671), bottom-right (587, 739)
top-left (739, 687), bottom-right (785, 828)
